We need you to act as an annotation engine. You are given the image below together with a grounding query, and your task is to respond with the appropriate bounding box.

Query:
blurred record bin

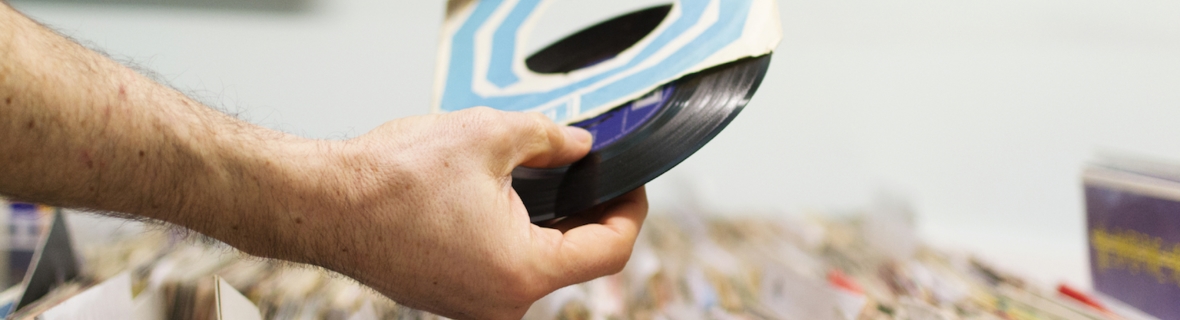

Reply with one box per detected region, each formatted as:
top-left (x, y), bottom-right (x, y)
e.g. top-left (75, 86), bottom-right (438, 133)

top-left (1084, 159), bottom-right (1180, 319)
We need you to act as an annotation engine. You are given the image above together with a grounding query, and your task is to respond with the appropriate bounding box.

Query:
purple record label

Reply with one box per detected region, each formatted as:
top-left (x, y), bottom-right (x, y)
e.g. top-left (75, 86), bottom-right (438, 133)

top-left (573, 85), bottom-right (675, 152)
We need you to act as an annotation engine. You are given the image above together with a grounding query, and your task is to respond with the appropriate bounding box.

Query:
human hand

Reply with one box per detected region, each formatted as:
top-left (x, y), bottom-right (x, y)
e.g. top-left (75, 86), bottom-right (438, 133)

top-left (0, 5), bottom-right (644, 317)
top-left (255, 108), bottom-right (648, 319)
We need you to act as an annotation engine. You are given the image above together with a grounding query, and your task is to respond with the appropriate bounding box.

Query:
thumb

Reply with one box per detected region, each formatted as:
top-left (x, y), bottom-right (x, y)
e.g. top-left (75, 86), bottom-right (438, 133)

top-left (497, 111), bottom-right (593, 170)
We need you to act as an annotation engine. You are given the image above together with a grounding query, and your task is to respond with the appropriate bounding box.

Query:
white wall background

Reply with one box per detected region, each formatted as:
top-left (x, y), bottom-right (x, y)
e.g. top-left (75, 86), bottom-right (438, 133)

top-left (11, 0), bottom-right (1180, 288)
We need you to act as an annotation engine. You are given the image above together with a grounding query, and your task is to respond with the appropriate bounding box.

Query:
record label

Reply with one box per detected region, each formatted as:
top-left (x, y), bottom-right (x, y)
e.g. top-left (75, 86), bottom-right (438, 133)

top-left (573, 85), bottom-right (675, 152)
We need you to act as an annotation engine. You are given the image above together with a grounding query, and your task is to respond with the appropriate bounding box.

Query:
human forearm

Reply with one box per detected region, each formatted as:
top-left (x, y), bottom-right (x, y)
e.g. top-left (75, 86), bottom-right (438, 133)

top-left (0, 4), bottom-right (327, 257)
top-left (1, 4), bottom-right (649, 318)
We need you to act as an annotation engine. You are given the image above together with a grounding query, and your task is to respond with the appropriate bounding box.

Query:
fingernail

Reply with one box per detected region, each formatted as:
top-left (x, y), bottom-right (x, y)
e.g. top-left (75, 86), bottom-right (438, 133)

top-left (564, 126), bottom-right (592, 144)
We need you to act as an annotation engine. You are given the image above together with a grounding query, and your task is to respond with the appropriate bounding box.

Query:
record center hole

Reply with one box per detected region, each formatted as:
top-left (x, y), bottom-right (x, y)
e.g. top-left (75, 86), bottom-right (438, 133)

top-left (525, 4), bottom-right (672, 74)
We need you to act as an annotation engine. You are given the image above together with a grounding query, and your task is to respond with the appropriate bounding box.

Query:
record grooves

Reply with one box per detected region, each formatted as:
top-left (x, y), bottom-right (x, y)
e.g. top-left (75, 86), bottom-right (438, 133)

top-left (514, 55), bottom-right (772, 222)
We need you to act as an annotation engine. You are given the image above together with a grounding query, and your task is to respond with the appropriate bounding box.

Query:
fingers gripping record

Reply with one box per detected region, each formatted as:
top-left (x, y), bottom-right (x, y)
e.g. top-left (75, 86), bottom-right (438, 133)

top-left (535, 187), bottom-right (648, 288)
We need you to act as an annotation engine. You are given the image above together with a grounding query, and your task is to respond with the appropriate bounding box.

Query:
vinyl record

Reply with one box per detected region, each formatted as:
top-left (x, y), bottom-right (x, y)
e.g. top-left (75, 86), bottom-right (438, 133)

top-left (514, 54), bottom-right (772, 222)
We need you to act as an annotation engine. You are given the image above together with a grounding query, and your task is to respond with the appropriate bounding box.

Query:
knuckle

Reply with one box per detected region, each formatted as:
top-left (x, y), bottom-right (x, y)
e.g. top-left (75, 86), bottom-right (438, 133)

top-left (451, 107), bottom-right (511, 141)
top-left (520, 112), bottom-right (558, 145)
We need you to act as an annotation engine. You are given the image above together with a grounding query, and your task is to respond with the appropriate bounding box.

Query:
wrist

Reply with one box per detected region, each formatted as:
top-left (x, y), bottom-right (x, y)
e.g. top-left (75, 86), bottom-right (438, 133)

top-left (211, 132), bottom-right (346, 264)
top-left (269, 135), bottom-right (417, 274)
top-left (277, 138), bottom-right (388, 269)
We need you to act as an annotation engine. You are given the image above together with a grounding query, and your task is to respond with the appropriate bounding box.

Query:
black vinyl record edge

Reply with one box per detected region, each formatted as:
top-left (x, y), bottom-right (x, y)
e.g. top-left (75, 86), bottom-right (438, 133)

top-left (515, 54), bottom-right (773, 223)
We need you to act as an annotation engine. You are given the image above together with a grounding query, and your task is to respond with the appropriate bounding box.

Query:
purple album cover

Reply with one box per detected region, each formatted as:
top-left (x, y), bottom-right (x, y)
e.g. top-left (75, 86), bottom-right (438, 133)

top-left (1086, 172), bottom-right (1180, 320)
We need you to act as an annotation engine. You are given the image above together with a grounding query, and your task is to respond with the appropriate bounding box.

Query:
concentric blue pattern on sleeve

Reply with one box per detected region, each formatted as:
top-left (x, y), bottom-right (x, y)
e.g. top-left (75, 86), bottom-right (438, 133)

top-left (439, 0), bottom-right (753, 123)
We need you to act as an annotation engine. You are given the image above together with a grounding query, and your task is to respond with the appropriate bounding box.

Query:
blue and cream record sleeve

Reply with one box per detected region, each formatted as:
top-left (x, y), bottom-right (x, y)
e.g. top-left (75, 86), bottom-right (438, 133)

top-left (432, 0), bottom-right (782, 124)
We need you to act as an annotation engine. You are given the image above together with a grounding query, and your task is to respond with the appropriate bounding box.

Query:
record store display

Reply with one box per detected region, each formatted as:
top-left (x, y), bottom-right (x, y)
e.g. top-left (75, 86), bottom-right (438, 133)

top-left (0, 207), bottom-right (1138, 319)
top-left (433, 0), bottom-right (783, 221)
